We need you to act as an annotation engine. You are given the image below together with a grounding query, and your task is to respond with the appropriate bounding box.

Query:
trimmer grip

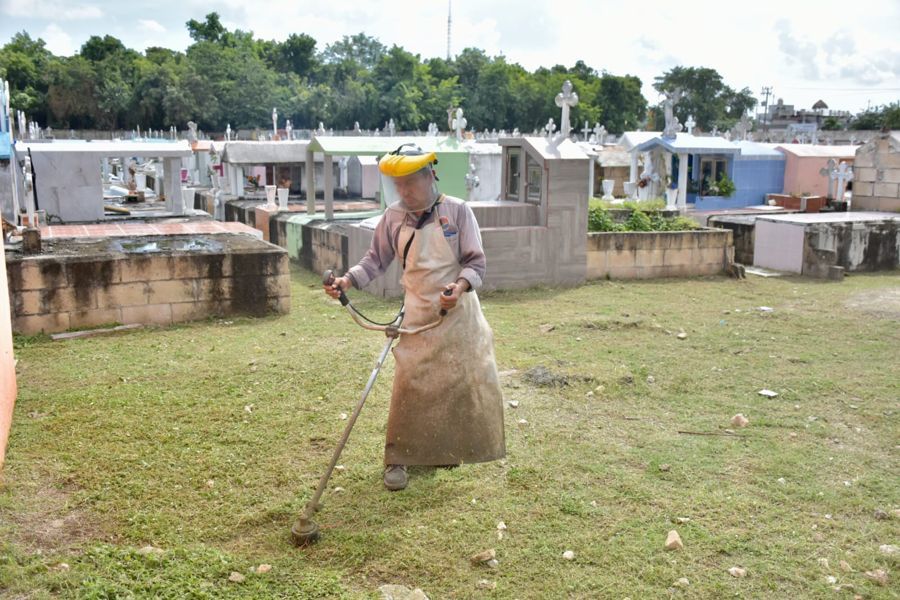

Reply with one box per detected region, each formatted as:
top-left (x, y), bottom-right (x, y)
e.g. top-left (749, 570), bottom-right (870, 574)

top-left (324, 269), bottom-right (350, 306)
top-left (439, 288), bottom-right (453, 316)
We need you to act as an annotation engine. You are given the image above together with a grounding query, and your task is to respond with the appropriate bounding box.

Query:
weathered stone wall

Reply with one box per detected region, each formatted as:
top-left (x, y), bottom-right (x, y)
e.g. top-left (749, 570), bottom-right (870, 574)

top-left (586, 229), bottom-right (734, 279)
top-left (802, 220), bottom-right (900, 277)
top-left (853, 135), bottom-right (900, 212)
top-left (6, 235), bottom-right (290, 335)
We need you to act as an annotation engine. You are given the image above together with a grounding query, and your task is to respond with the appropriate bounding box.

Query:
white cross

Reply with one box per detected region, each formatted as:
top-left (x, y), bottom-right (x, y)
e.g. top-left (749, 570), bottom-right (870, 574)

top-left (581, 120), bottom-right (591, 142)
top-left (316, 122), bottom-right (326, 135)
top-left (819, 158), bottom-right (838, 199)
top-left (593, 123), bottom-right (607, 145)
top-left (452, 108), bottom-right (467, 140)
top-left (544, 118), bottom-right (557, 139)
top-left (225, 123), bottom-right (232, 141)
top-left (272, 108), bottom-right (278, 138)
top-left (388, 118), bottom-right (396, 137)
top-left (285, 119), bottom-right (292, 140)
top-left (836, 161), bottom-right (853, 199)
top-left (685, 115), bottom-right (696, 135)
top-left (554, 80), bottom-right (578, 139)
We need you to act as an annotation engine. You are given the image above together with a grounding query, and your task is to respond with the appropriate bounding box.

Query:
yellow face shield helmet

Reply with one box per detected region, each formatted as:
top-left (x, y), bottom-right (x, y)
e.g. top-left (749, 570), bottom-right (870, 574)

top-left (378, 144), bottom-right (441, 212)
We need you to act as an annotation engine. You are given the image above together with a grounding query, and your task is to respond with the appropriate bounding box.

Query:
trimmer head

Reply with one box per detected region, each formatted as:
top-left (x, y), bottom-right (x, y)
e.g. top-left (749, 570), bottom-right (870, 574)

top-left (290, 517), bottom-right (320, 546)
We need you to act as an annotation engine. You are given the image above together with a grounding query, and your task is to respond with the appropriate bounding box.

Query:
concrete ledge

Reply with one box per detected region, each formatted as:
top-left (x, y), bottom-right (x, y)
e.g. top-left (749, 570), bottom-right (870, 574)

top-left (7, 234), bottom-right (290, 334)
top-left (586, 228), bottom-right (733, 280)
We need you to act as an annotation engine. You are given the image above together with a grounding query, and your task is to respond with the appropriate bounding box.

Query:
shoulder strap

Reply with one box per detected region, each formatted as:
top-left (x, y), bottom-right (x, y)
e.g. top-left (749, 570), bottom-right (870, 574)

top-left (401, 196), bottom-right (443, 270)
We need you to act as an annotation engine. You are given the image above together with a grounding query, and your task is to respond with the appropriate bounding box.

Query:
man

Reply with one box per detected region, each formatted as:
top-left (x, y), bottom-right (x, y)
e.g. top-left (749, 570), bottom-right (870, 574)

top-left (324, 145), bottom-right (505, 491)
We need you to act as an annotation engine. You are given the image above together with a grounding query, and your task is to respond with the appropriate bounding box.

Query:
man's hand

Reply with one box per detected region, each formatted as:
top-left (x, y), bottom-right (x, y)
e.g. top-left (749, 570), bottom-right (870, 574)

top-left (440, 279), bottom-right (470, 312)
top-left (324, 276), bottom-right (351, 300)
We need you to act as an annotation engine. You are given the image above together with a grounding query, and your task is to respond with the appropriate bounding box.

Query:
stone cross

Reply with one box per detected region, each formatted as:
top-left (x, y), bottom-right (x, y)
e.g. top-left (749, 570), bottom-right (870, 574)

top-left (581, 120), bottom-right (591, 142)
top-left (685, 115), bottom-right (696, 135)
top-left (819, 158), bottom-right (838, 198)
top-left (17, 111), bottom-right (26, 139)
top-left (554, 80), bottom-right (578, 139)
top-left (285, 119), bottom-right (293, 140)
top-left (388, 118), bottom-right (396, 137)
top-left (225, 123), bottom-right (232, 141)
top-left (733, 115), bottom-right (750, 141)
top-left (452, 108), bottom-right (467, 141)
top-left (465, 159), bottom-right (480, 198)
top-left (316, 122), bottom-right (326, 136)
top-left (512, 127), bottom-right (520, 137)
top-left (544, 118), bottom-right (557, 139)
top-left (353, 121), bottom-right (361, 135)
top-left (272, 108), bottom-right (278, 138)
top-left (593, 123), bottom-right (607, 145)
top-left (835, 161), bottom-right (853, 199)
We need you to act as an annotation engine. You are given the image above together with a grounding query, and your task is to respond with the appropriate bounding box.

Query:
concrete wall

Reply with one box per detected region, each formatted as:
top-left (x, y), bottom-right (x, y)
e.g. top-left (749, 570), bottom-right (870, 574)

top-left (754, 220), bottom-right (806, 272)
top-left (732, 157), bottom-right (785, 206)
top-left (0, 227), bottom-right (17, 469)
top-left (801, 220), bottom-right (900, 276)
top-left (586, 229), bottom-right (733, 279)
top-left (783, 155), bottom-right (853, 198)
top-left (853, 136), bottom-right (900, 212)
top-left (6, 237), bottom-right (290, 334)
top-left (708, 216), bottom-right (756, 265)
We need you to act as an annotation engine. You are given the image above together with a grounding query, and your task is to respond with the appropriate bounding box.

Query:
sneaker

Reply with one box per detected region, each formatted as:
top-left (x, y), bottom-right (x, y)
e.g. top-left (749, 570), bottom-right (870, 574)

top-left (383, 464), bottom-right (408, 491)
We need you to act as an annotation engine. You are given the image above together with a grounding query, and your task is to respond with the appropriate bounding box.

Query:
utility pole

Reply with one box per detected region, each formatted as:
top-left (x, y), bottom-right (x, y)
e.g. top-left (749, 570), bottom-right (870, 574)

top-left (760, 86), bottom-right (773, 137)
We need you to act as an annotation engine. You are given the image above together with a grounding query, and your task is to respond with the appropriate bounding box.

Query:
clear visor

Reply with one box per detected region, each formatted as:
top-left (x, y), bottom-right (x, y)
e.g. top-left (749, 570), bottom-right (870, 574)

top-left (380, 167), bottom-right (440, 213)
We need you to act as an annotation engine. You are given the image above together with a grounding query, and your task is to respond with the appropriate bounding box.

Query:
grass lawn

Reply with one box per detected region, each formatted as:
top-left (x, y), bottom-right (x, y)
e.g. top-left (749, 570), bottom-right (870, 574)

top-left (1, 267), bottom-right (898, 598)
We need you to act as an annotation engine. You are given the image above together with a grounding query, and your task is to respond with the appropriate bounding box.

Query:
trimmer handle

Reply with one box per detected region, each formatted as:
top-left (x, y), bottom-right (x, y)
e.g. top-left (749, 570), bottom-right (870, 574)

top-left (439, 288), bottom-right (453, 317)
top-left (323, 269), bottom-right (349, 307)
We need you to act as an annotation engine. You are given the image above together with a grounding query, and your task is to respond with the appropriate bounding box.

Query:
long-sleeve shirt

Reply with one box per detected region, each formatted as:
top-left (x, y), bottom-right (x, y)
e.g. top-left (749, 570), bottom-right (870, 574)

top-left (346, 195), bottom-right (486, 291)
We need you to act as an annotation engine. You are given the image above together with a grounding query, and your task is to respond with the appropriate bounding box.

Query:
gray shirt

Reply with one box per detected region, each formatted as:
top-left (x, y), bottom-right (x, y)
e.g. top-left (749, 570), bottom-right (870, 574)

top-left (346, 195), bottom-right (486, 291)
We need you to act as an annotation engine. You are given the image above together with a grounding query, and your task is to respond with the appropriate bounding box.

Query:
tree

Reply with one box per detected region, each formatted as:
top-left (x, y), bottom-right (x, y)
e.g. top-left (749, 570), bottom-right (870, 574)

top-left (186, 13), bottom-right (226, 44)
top-left (321, 33), bottom-right (385, 69)
top-left (852, 102), bottom-right (900, 130)
top-left (652, 66), bottom-right (757, 131)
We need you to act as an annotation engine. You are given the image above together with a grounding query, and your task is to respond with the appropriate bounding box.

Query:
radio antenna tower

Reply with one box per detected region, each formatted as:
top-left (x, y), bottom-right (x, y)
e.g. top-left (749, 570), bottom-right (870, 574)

top-left (447, 0), bottom-right (452, 60)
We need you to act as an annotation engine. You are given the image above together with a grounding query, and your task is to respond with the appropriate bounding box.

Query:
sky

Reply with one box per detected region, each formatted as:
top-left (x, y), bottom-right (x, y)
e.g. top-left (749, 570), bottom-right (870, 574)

top-left (1, 0), bottom-right (898, 115)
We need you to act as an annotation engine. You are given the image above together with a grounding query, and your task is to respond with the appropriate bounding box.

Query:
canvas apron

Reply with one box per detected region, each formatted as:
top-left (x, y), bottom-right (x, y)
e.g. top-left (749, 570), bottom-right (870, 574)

top-left (384, 212), bottom-right (506, 466)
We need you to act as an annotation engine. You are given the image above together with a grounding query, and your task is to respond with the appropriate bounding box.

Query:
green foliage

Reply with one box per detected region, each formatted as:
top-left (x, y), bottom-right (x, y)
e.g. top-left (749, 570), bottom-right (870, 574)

top-left (715, 174), bottom-right (736, 197)
top-left (652, 66), bottom-right (757, 132)
top-left (624, 209), bottom-right (654, 232)
top-left (852, 101), bottom-right (900, 130)
top-left (588, 203), bottom-right (622, 232)
top-left (587, 201), bottom-right (698, 232)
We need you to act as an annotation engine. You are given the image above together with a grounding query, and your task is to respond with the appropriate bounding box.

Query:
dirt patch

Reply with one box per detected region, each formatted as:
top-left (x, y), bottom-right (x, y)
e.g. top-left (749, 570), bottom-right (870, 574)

top-left (844, 287), bottom-right (900, 320)
top-left (1, 477), bottom-right (113, 553)
top-left (523, 366), bottom-right (570, 387)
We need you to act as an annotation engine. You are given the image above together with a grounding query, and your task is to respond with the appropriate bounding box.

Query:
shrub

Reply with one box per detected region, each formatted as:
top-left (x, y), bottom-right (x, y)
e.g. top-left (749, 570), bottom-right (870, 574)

top-left (588, 204), bottom-right (621, 232)
top-left (625, 209), bottom-right (653, 232)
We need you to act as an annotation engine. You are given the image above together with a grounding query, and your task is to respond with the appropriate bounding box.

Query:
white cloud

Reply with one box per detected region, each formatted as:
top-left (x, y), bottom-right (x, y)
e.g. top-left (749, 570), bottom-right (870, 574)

top-left (2, 0), bottom-right (103, 20)
top-left (40, 23), bottom-right (75, 55)
top-left (138, 19), bottom-right (167, 34)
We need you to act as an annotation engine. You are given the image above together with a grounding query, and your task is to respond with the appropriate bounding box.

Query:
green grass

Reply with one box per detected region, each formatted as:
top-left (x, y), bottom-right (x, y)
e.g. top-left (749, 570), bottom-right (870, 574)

top-left (2, 268), bottom-right (898, 598)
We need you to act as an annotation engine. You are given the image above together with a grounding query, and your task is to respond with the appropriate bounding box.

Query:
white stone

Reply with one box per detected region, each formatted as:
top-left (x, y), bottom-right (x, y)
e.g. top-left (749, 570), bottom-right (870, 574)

top-left (470, 549), bottom-right (496, 564)
top-left (731, 414), bottom-right (750, 427)
top-left (137, 545), bottom-right (164, 556)
top-left (825, 576), bottom-right (837, 584)
top-left (865, 569), bottom-right (888, 585)
top-left (507, 401), bottom-right (519, 408)
top-left (475, 580), bottom-right (495, 590)
top-left (256, 564), bottom-right (272, 573)
top-left (758, 389), bottom-right (779, 398)
top-left (674, 577), bottom-right (690, 588)
top-left (817, 558), bottom-right (829, 569)
top-left (665, 530), bottom-right (683, 551)
top-left (562, 550), bottom-right (575, 560)
top-left (728, 566), bottom-right (747, 578)
top-left (228, 572), bottom-right (246, 583)
top-left (879, 544), bottom-right (898, 555)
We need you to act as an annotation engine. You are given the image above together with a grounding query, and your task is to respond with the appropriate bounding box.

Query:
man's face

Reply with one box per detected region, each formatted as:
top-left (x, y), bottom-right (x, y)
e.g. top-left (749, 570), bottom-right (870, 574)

top-left (392, 168), bottom-right (434, 211)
